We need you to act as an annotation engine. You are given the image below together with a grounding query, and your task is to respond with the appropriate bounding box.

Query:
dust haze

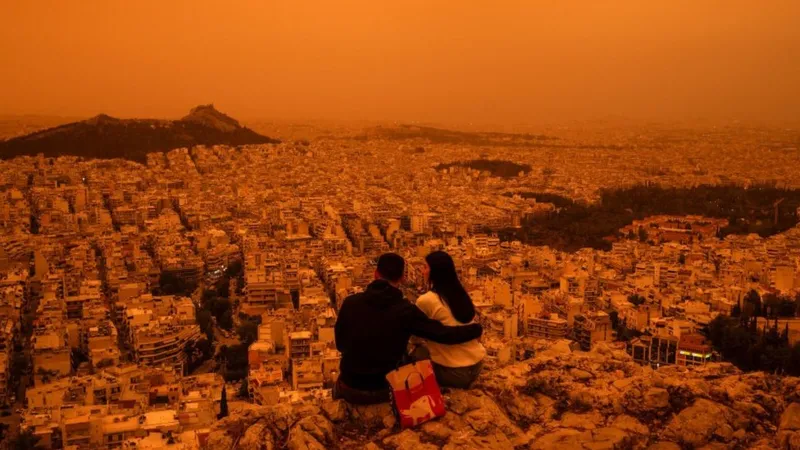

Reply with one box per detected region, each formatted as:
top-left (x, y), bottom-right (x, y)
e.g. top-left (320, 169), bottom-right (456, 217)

top-left (1, 1), bottom-right (799, 125)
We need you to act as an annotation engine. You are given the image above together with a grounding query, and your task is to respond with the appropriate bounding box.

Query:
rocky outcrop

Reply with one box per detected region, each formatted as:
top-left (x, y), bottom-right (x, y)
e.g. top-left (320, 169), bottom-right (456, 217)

top-left (780, 403), bottom-right (800, 449)
top-left (207, 342), bottom-right (799, 449)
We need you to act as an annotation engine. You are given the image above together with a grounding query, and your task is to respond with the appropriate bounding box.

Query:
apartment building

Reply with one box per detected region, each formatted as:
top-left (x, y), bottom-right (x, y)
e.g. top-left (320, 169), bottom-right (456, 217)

top-left (677, 334), bottom-right (715, 367)
top-left (573, 311), bottom-right (612, 351)
top-left (526, 314), bottom-right (570, 340)
top-left (131, 323), bottom-right (201, 374)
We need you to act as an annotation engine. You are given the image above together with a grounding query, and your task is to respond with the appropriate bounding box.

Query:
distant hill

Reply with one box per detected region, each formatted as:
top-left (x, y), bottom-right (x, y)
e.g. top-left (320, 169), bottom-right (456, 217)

top-left (0, 105), bottom-right (280, 163)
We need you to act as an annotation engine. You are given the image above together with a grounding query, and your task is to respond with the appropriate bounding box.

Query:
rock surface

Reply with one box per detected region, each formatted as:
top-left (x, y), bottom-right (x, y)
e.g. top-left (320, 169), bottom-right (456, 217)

top-left (207, 342), bottom-right (797, 449)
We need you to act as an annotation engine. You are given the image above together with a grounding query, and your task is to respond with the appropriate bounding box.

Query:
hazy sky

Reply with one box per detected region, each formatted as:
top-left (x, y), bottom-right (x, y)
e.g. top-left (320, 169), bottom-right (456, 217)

top-left (2, 1), bottom-right (799, 124)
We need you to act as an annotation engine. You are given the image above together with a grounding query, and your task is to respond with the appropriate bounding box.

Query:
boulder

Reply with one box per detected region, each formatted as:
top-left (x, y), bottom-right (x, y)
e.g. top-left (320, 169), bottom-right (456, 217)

top-left (530, 428), bottom-right (583, 449)
top-left (663, 399), bottom-right (747, 447)
top-left (382, 429), bottom-right (439, 450)
top-left (287, 427), bottom-right (325, 450)
top-left (643, 388), bottom-right (670, 410)
top-left (321, 399), bottom-right (347, 423)
top-left (583, 427), bottom-right (633, 450)
top-left (610, 415), bottom-right (648, 435)
top-left (349, 402), bottom-right (395, 428)
top-left (450, 390), bottom-right (523, 440)
top-left (538, 339), bottom-right (573, 358)
top-left (238, 421), bottom-right (274, 450)
top-left (443, 431), bottom-right (514, 449)
top-left (560, 411), bottom-right (604, 430)
top-left (501, 391), bottom-right (545, 424)
top-left (570, 368), bottom-right (594, 382)
top-left (419, 420), bottom-right (455, 441)
top-left (199, 348), bottom-right (799, 450)
top-left (293, 415), bottom-right (335, 445)
top-left (781, 403), bottom-right (800, 432)
top-left (779, 403), bottom-right (800, 450)
top-left (646, 443), bottom-right (681, 450)
top-left (205, 429), bottom-right (235, 449)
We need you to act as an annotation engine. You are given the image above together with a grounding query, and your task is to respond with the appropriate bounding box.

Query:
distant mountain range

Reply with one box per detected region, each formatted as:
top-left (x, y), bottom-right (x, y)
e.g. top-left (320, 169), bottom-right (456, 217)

top-left (0, 105), bottom-right (280, 163)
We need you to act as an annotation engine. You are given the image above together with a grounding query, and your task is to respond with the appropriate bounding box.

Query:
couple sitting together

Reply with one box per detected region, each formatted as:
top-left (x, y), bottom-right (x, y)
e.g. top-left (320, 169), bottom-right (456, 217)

top-left (334, 252), bottom-right (485, 405)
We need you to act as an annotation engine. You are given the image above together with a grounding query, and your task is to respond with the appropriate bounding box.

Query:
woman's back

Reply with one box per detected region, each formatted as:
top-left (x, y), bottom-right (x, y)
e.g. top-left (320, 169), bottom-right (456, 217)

top-left (416, 291), bottom-right (486, 368)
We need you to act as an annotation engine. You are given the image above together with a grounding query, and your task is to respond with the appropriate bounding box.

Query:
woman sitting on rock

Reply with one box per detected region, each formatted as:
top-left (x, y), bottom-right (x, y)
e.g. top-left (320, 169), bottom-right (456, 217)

top-left (414, 251), bottom-right (486, 389)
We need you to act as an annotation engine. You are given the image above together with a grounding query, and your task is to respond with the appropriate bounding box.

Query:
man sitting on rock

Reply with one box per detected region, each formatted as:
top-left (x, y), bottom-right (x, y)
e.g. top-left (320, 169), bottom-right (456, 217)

top-left (334, 252), bottom-right (483, 404)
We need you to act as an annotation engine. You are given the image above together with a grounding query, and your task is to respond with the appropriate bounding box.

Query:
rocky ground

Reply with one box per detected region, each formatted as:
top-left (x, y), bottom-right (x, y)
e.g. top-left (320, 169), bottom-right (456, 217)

top-left (208, 341), bottom-right (800, 449)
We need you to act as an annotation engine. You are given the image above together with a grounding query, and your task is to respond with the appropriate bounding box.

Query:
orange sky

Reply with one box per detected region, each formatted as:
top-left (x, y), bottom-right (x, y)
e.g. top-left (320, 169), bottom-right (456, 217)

top-left (1, 1), bottom-right (799, 124)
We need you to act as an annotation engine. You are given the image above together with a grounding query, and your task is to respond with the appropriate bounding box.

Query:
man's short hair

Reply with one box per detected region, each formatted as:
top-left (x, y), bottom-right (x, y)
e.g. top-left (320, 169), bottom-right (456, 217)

top-left (377, 253), bottom-right (405, 282)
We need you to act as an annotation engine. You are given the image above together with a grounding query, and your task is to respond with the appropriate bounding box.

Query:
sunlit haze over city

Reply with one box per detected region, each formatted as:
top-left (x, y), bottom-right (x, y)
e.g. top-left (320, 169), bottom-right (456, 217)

top-left (1, 2), bottom-right (800, 450)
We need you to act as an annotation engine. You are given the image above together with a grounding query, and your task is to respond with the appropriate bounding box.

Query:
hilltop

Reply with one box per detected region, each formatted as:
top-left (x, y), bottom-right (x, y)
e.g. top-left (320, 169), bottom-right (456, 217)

top-left (208, 341), bottom-right (800, 449)
top-left (0, 105), bottom-right (280, 163)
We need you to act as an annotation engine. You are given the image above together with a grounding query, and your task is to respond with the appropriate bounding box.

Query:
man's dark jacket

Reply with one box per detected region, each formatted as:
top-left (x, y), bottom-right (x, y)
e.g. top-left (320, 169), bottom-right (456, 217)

top-left (335, 279), bottom-right (483, 390)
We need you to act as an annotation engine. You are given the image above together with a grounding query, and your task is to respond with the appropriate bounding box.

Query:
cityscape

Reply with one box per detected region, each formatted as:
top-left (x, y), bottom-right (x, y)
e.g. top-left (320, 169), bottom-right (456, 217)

top-left (0, 108), bottom-right (799, 449)
top-left (2, 2), bottom-right (800, 450)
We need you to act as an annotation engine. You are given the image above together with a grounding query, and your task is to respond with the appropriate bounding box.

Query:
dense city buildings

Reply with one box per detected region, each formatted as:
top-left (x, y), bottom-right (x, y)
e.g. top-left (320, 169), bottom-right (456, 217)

top-left (1, 123), bottom-right (799, 448)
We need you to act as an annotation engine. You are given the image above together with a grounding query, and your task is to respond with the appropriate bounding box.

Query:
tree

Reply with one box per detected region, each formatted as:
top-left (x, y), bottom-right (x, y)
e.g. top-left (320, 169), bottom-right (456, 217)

top-left (196, 309), bottom-right (214, 335)
top-left (763, 293), bottom-right (782, 318)
top-left (218, 309), bottom-right (234, 330)
top-left (159, 272), bottom-right (197, 296)
top-left (219, 344), bottom-right (249, 382)
top-left (218, 385), bottom-right (229, 419)
top-left (238, 378), bottom-right (249, 399)
top-left (795, 293), bottom-right (800, 317)
top-left (628, 294), bottom-right (646, 306)
top-left (237, 320), bottom-right (258, 346)
top-left (196, 338), bottom-right (213, 360)
top-left (730, 300), bottom-right (741, 318)
top-left (37, 368), bottom-right (59, 385)
top-left (13, 429), bottom-right (41, 450)
top-left (225, 259), bottom-right (243, 278)
top-left (96, 358), bottom-right (115, 369)
top-left (778, 297), bottom-right (796, 317)
top-left (790, 342), bottom-right (800, 375)
top-left (11, 353), bottom-right (29, 381)
top-left (744, 290), bottom-right (763, 317)
top-left (638, 227), bottom-right (648, 243)
top-left (184, 341), bottom-right (196, 372)
top-left (608, 310), bottom-right (620, 329)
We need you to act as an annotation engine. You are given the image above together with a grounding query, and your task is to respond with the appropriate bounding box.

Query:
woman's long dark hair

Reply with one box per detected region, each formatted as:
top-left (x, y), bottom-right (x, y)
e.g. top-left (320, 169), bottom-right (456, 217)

top-left (426, 251), bottom-right (475, 323)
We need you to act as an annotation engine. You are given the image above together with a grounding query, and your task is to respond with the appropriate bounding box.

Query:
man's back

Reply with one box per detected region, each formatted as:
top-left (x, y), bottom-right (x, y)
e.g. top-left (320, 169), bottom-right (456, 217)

top-left (335, 279), bottom-right (482, 391)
